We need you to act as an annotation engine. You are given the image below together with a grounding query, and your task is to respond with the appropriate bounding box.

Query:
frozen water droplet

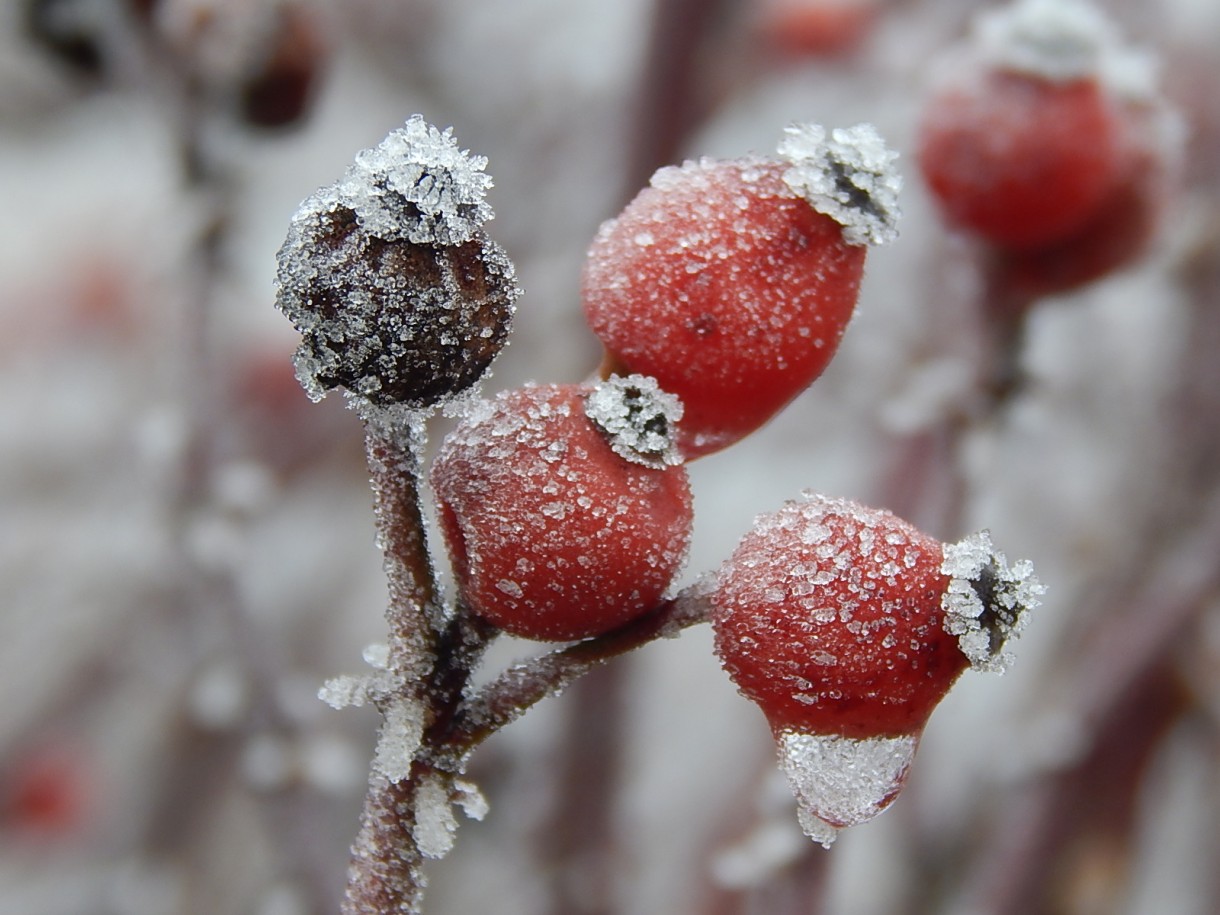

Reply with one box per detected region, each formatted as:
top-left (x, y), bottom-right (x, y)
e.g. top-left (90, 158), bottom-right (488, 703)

top-left (777, 729), bottom-right (919, 847)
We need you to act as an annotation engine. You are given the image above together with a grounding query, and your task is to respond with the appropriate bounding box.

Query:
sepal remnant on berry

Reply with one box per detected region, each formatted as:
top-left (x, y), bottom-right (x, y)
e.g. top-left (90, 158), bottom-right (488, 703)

top-left (974, 0), bottom-right (1153, 93)
top-left (341, 115), bottom-right (495, 248)
top-left (940, 530), bottom-right (1045, 673)
top-left (584, 374), bottom-right (684, 469)
top-left (778, 122), bottom-right (902, 246)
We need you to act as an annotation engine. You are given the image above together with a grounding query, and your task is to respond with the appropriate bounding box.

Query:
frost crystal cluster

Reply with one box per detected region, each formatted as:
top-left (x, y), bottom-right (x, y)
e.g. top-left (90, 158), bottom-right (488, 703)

top-left (940, 530), bottom-right (1045, 673)
top-left (779, 122), bottom-right (902, 247)
top-left (778, 730), bottom-right (919, 848)
top-left (975, 0), bottom-right (1156, 95)
top-left (274, 115), bottom-right (519, 410)
top-left (341, 115), bottom-right (494, 247)
top-left (584, 374), bottom-right (685, 469)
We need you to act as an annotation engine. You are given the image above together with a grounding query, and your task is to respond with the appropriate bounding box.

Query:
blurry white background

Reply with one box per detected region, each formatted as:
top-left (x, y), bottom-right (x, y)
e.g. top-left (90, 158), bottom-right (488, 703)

top-left (2, 0), bottom-right (1219, 913)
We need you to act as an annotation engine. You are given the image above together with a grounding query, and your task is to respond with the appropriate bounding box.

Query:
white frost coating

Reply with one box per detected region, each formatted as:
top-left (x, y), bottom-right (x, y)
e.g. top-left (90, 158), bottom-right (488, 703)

top-left (584, 374), bottom-right (685, 468)
top-left (339, 114), bottom-right (494, 246)
top-left (317, 668), bottom-right (402, 710)
top-left (362, 642), bottom-right (391, 670)
top-left (453, 779), bottom-right (489, 822)
top-left (414, 772), bottom-right (460, 859)
top-left (941, 530), bottom-right (1045, 674)
top-left (974, 0), bottom-right (1157, 97)
top-left (778, 729), bottom-right (919, 848)
top-left (372, 696), bottom-right (426, 783)
top-left (318, 675), bottom-right (370, 710)
top-left (778, 123), bottom-right (901, 247)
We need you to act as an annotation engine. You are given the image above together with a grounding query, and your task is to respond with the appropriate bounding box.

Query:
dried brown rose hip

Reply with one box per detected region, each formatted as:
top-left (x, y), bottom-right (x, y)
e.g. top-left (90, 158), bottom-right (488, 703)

top-left (275, 116), bottom-right (519, 410)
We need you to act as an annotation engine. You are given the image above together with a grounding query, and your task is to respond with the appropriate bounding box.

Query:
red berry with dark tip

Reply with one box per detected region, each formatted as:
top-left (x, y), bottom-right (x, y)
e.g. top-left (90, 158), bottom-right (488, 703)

top-left (711, 493), bottom-right (1042, 739)
top-left (431, 378), bottom-right (693, 641)
top-left (582, 124), bottom-right (900, 458)
top-left (710, 493), bottom-right (1042, 841)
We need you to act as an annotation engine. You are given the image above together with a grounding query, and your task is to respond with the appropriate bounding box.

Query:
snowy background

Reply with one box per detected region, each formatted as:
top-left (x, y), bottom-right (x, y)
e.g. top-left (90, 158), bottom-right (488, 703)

top-left (2, 0), bottom-right (1220, 913)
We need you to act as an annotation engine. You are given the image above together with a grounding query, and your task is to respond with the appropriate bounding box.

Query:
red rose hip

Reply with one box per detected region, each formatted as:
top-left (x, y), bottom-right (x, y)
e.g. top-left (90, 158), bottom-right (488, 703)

top-left (711, 493), bottom-right (1042, 843)
top-left (431, 377), bottom-right (693, 641)
top-left (582, 123), bottom-right (900, 458)
top-left (916, 0), bottom-right (1177, 266)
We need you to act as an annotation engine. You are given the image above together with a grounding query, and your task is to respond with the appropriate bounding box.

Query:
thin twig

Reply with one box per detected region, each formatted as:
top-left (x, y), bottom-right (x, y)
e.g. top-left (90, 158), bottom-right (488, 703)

top-left (440, 585), bottom-right (713, 762)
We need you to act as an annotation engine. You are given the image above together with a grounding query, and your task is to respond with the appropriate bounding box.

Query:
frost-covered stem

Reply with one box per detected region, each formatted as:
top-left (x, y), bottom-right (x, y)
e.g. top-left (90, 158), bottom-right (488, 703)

top-left (345, 426), bottom-right (495, 912)
top-left (363, 415), bottom-right (443, 668)
top-left (442, 585), bottom-right (713, 759)
top-left (342, 773), bottom-right (427, 915)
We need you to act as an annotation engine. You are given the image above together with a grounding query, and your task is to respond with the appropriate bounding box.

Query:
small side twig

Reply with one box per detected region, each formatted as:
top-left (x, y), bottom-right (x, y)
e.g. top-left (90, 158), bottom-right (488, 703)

top-left (440, 584), bottom-right (714, 763)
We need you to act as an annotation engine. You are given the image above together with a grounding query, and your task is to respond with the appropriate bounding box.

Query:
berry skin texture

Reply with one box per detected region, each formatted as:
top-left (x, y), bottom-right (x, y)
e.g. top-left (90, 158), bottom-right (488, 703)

top-left (712, 494), bottom-right (965, 740)
top-left (582, 158), bottom-right (864, 458)
top-left (918, 69), bottom-right (1123, 250)
top-left (275, 117), bottom-right (519, 410)
top-left (431, 383), bottom-right (693, 641)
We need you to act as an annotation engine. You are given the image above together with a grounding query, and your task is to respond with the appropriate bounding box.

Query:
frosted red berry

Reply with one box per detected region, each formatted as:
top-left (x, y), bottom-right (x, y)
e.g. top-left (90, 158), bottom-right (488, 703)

top-left (918, 70), bottom-right (1122, 250)
top-left (711, 493), bottom-right (1042, 841)
top-left (917, 0), bottom-right (1176, 265)
top-left (713, 494), bottom-right (963, 740)
top-left (582, 123), bottom-right (899, 458)
top-left (431, 378), bottom-right (693, 641)
top-left (988, 96), bottom-right (1177, 297)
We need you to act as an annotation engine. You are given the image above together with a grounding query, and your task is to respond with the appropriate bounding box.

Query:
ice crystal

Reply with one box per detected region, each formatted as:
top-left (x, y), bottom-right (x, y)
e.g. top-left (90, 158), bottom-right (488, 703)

top-left (414, 772), bottom-right (459, 860)
top-left (584, 374), bottom-right (684, 468)
top-left (452, 779), bottom-right (489, 822)
top-left (778, 729), bottom-right (919, 848)
top-left (339, 114), bottom-right (494, 247)
top-left (779, 123), bottom-right (901, 246)
top-left (940, 530), bottom-right (1045, 673)
top-left (974, 0), bottom-right (1157, 96)
top-left (372, 696), bottom-right (426, 783)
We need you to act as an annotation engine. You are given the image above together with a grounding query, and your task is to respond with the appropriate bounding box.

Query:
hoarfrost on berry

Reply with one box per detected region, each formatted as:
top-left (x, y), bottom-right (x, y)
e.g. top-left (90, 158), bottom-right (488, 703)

top-left (940, 531), bottom-right (1045, 673)
top-left (274, 117), bottom-right (518, 409)
top-left (778, 729), bottom-right (919, 847)
top-left (974, 0), bottom-right (1156, 96)
top-left (584, 374), bottom-right (684, 469)
top-left (778, 122), bottom-right (901, 246)
top-left (340, 114), bottom-right (494, 247)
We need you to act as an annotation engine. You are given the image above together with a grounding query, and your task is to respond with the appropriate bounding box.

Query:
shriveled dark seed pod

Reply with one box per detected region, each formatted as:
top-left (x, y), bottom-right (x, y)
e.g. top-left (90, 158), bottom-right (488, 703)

top-left (275, 116), bottom-right (519, 410)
